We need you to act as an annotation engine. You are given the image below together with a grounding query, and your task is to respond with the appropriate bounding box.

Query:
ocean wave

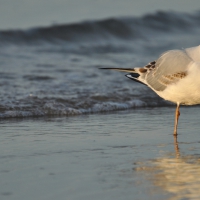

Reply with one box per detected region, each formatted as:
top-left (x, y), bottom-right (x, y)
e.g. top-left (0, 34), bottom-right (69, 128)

top-left (0, 95), bottom-right (170, 119)
top-left (0, 10), bottom-right (200, 45)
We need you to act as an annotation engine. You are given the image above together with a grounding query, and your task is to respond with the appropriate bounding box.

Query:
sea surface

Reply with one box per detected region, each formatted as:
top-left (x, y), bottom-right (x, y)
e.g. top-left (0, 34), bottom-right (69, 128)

top-left (1, 11), bottom-right (200, 118)
top-left (1, 9), bottom-right (200, 200)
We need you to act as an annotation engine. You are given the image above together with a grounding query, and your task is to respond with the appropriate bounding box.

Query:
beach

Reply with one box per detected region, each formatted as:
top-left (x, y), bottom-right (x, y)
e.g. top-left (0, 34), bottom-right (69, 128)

top-left (1, 106), bottom-right (200, 200)
top-left (1, 1), bottom-right (200, 199)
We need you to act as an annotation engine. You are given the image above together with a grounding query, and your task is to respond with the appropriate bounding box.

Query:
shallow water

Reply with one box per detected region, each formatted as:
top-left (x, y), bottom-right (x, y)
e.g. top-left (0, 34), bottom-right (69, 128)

top-left (1, 106), bottom-right (200, 200)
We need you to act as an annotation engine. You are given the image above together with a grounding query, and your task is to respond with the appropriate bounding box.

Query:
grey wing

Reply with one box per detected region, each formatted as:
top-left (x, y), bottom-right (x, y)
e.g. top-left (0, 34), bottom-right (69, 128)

top-left (145, 49), bottom-right (192, 91)
top-left (184, 45), bottom-right (200, 62)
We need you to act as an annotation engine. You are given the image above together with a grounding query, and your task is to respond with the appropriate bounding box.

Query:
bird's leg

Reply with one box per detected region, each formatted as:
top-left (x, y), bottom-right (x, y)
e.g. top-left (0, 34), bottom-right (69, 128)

top-left (174, 103), bottom-right (180, 135)
top-left (173, 135), bottom-right (180, 158)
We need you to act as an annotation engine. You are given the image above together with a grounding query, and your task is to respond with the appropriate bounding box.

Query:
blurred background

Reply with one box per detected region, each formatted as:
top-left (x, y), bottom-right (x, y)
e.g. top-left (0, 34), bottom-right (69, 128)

top-left (1, 0), bottom-right (200, 29)
top-left (0, 0), bottom-right (200, 118)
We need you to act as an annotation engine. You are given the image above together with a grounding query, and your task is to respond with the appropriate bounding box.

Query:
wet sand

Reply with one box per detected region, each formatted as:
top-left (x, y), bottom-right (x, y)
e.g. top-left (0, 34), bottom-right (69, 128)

top-left (1, 106), bottom-right (200, 200)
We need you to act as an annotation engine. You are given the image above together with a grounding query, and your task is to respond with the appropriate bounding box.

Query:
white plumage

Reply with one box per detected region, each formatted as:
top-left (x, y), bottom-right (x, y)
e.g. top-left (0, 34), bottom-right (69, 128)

top-left (101, 45), bottom-right (200, 135)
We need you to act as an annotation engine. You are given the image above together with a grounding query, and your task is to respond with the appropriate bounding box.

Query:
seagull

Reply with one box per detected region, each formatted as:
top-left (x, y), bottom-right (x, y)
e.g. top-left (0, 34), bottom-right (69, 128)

top-left (100, 45), bottom-right (200, 135)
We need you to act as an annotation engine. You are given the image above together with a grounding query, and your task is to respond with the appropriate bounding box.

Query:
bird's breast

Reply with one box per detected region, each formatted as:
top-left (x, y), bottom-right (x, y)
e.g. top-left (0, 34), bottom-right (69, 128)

top-left (155, 62), bottom-right (200, 105)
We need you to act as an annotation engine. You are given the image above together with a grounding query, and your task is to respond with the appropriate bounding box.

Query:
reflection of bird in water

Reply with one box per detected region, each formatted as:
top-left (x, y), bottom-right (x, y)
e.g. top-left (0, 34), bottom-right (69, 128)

top-left (135, 137), bottom-right (200, 200)
top-left (101, 45), bottom-right (200, 135)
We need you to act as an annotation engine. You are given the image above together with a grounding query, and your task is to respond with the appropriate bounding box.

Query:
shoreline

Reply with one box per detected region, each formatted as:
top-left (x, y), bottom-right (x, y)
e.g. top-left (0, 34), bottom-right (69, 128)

top-left (1, 104), bottom-right (200, 121)
top-left (1, 107), bottom-right (200, 199)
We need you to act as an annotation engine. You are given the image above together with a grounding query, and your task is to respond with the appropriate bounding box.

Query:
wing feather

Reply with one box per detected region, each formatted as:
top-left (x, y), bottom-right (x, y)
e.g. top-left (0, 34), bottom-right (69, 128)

top-left (146, 49), bottom-right (192, 91)
top-left (185, 45), bottom-right (200, 62)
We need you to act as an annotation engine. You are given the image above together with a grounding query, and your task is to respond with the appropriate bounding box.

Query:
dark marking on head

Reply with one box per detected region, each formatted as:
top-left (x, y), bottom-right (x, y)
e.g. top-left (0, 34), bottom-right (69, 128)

top-left (150, 61), bottom-right (156, 65)
top-left (144, 61), bottom-right (156, 70)
top-left (145, 64), bottom-right (152, 68)
top-left (139, 68), bottom-right (147, 73)
top-left (125, 74), bottom-right (147, 86)
top-left (130, 73), bottom-right (140, 78)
